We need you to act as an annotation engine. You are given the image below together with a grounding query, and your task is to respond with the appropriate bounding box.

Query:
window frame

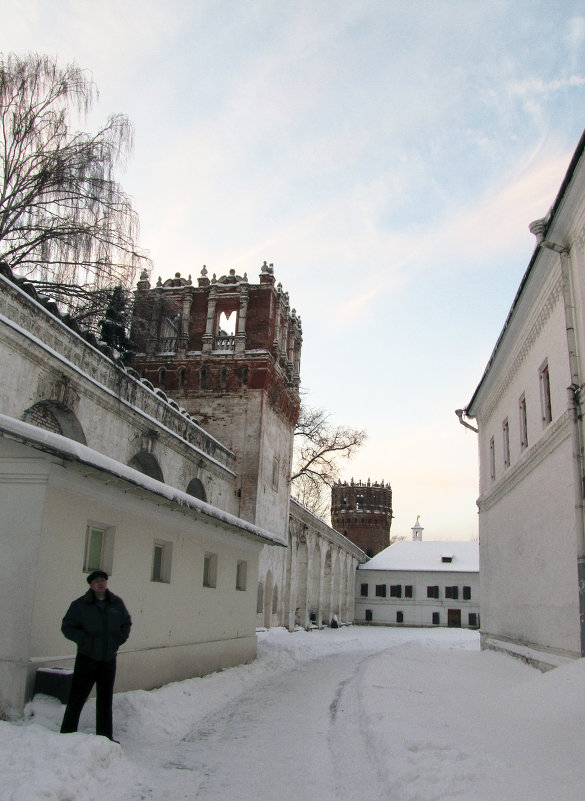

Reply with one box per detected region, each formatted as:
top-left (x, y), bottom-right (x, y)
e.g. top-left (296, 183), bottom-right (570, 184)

top-left (539, 359), bottom-right (552, 427)
top-left (519, 393), bottom-right (528, 451)
top-left (236, 560), bottom-right (247, 591)
top-left (502, 417), bottom-right (510, 469)
top-left (84, 523), bottom-right (114, 576)
top-left (203, 552), bottom-right (218, 588)
top-left (151, 539), bottom-right (173, 583)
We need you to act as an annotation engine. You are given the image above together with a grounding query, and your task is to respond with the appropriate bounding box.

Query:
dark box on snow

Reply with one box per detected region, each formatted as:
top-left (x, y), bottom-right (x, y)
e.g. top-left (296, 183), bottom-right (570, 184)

top-left (34, 667), bottom-right (74, 704)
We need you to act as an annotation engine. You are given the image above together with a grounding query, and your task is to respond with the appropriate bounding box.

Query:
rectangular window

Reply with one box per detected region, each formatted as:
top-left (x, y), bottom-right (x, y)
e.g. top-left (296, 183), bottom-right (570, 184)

top-left (489, 436), bottom-right (496, 482)
top-left (539, 360), bottom-right (552, 426)
top-left (203, 552), bottom-right (218, 588)
top-left (360, 583), bottom-right (369, 597)
top-left (519, 393), bottom-right (528, 451)
top-left (236, 560), bottom-right (247, 591)
top-left (365, 609), bottom-right (373, 621)
top-left (432, 612), bottom-right (440, 625)
top-left (463, 586), bottom-right (471, 600)
top-left (85, 527), bottom-right (103, 571)
top-left (405, 585), bottom-right (413, 598)
top-left (375, 584), bottom-right (387, 597)
top-left (151, 540), bottom-right (172, 583)
top-left (84, 524), bottom-right (114, 575)
top-left (427, 585), bottom-right (439, 599)
top-left (272, 456), bottom-right (279, 491)
top-left (469, 613), bottom-right (478, 627)
top-left (502, 418), bottom-right (510, 469)
top-left (390, 584), bottom-right (402, 598)
top-left (445, 586), bottom-right (459, 600)
top-left (396, 611), bottom-right (404, 623)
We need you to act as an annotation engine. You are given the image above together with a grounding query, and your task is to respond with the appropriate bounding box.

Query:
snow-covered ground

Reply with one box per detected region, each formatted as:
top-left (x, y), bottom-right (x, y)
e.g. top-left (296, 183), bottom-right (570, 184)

top-left (2, 626), bottom-right (585, 801)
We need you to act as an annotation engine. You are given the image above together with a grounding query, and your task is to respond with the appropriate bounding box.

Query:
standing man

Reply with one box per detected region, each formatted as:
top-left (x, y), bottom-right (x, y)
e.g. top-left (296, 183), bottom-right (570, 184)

top-left (60, 570), bottom-right (132, 741)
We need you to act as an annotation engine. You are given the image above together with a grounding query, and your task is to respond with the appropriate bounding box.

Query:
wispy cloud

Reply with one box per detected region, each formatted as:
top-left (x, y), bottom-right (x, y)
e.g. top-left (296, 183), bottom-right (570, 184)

top-left (510, 75), bottom-right (585, 97)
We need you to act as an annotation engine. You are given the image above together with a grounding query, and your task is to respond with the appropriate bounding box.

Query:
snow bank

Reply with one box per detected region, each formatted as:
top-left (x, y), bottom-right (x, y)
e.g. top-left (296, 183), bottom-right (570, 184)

top-left (2, 627), bottom-right (584, 801)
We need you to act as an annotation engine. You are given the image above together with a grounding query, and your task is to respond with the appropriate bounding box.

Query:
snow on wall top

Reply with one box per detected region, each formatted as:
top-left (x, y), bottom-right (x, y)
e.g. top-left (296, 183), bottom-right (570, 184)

top-left (0, 413), bottom-right (283, 547)
top-left (358, 540), bottom-right (479, 573)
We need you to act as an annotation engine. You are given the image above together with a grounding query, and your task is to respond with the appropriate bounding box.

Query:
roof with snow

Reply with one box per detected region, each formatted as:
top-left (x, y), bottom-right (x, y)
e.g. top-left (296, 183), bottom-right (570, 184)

top-left (358, 540), bottom-right (479, 573)
top-left (0, 413), bottom-right (283, 548)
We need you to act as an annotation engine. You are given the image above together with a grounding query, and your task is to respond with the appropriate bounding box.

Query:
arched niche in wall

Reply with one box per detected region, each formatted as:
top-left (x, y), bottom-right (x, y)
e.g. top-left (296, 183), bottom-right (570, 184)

top-left (186, 477), bottom-right (207, 502)
top-left (22, 401), bottom-right (87, 445)
top-left (128, 452), bottom-right (164, 482)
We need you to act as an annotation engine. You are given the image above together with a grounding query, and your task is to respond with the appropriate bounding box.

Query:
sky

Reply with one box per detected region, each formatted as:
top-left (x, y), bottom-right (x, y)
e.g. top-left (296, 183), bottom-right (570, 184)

top-left (3, 626), bottom-right (585, 800)
top-left (3, 0), bottom-right (585, 540)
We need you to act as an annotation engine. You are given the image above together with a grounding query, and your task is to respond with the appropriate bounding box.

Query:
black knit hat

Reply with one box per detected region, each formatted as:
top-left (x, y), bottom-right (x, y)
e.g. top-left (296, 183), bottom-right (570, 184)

top-left (87, 570), bottom-right (108, 584)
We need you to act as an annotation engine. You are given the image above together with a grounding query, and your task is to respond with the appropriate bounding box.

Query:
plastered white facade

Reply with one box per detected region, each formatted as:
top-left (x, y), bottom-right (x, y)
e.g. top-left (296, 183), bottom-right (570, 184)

top-left (464, 128), bottom-right (585, 663)
top-left (355, 540), bottom-right (480, 628)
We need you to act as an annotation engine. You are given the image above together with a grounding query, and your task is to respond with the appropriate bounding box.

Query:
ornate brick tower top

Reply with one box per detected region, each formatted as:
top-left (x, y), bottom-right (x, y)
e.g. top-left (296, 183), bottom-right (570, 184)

top-left (330, 478), bottom-right (393, 557)
top-left (130, 262), bottom-right (302, 542)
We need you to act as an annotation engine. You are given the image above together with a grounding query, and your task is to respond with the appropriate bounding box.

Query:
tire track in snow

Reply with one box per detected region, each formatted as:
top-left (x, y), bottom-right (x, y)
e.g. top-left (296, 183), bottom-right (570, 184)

top-left (121, 649), bottom-right (391, 801)
top-left (327, 650), bottom-right (393, 800)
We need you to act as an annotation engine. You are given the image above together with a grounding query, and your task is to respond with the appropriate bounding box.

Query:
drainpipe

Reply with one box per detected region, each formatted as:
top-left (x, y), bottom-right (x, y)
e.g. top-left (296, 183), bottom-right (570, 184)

top-left (455, 408), bottom-right (478, 433)
top-left (532, 224), bottom-right (585, 656)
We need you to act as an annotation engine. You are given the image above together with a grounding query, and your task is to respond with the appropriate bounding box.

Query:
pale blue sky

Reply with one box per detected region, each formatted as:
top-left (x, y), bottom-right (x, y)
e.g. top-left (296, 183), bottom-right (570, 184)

top-left (4, 1), bottom-right (585, 539)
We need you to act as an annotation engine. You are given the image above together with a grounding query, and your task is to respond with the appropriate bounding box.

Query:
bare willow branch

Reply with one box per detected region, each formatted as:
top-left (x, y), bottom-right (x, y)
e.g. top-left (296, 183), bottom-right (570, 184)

top-left (0, 52), bottom-right (150, 316)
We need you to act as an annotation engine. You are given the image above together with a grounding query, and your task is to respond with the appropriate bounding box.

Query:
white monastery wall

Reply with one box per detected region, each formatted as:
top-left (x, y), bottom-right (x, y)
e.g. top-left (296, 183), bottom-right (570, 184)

top-left (0, 273), bottom-right (238, 511)
top-left (0, 431), bottom-right (266, 719)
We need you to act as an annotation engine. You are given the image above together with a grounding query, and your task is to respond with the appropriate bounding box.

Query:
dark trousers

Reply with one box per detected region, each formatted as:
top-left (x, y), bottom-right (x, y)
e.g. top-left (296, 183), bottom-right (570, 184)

top-left (60, 652), bottom-right (117, 739)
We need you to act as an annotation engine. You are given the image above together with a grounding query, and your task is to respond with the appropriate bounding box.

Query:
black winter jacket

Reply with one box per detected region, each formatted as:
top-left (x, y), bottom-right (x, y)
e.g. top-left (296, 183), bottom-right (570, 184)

top-left (61, 589), bottom-right (132, 662)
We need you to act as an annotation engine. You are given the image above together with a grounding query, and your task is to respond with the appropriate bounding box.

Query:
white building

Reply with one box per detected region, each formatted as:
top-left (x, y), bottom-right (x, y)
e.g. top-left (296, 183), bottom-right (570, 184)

top-left (355, 520), bottom-right (480, 628)
top-left (0, 263), bottom-right (363, 719)
top-left (461, 128), bottom-right (585, 666)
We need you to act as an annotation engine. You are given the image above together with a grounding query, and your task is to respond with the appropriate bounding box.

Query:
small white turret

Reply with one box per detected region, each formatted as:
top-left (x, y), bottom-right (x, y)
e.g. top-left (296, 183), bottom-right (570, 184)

top-left (412, 515), bottom-right (423, 541)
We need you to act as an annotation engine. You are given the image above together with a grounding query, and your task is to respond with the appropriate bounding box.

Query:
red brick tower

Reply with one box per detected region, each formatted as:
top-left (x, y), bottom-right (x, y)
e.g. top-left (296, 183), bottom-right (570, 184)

top-left (130, 262), bottom-right (302, 542)
top-left (330, 478), bottom-right (393, 556)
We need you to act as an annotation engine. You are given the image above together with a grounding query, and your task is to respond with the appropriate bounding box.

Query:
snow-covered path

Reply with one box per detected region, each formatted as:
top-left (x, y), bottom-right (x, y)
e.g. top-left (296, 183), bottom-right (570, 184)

top-left (5, 626), bottom-right (585, 801)
top-left (121, 649), bottom-right (389, 801)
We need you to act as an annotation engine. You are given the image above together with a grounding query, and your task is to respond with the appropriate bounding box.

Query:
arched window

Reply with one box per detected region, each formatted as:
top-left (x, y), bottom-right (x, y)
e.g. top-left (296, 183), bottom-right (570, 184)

top-left (178, 367), bottom-right (186, 388)
top-left (186, 477), bottom-right (206, 502)
top-left (23, 401), bottom-right (87, 445)
top-left (158, 368), bottom-right (166, 388)
top-left (128, 452), bottom-right (164, 482)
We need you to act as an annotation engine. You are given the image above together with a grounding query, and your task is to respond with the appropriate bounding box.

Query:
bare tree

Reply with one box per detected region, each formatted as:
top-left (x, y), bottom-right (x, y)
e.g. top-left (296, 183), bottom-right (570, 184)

top-left (0, 52), bottom-right (150, 320)
top-left (291, 404), bottom-right (367, 518)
